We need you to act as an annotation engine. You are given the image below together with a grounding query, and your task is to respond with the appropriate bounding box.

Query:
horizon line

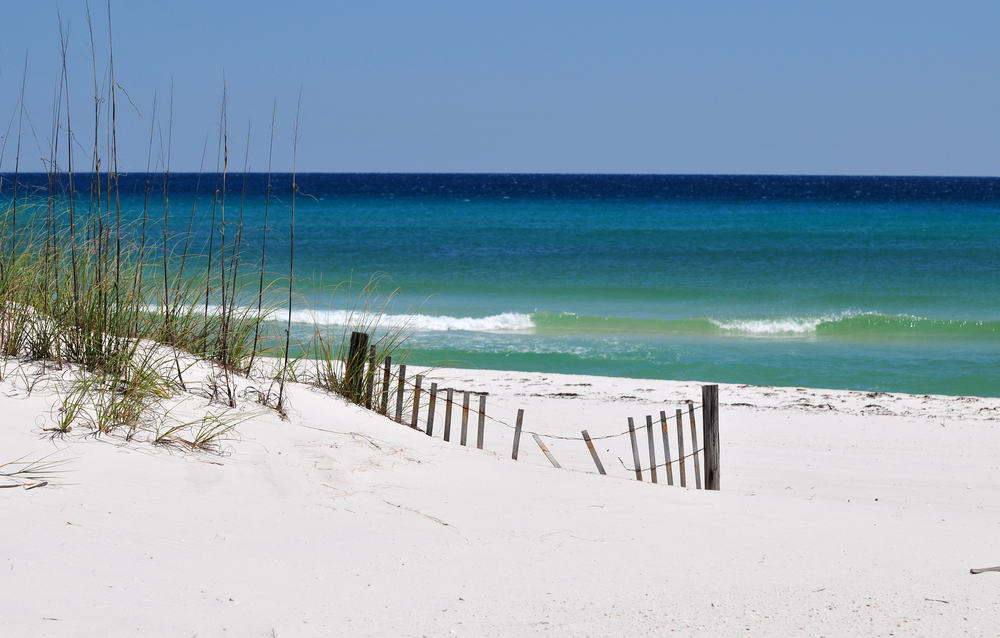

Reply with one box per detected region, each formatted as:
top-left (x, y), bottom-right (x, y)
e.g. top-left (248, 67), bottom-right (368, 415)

top-left (2, 171), bottom-right (999, 179)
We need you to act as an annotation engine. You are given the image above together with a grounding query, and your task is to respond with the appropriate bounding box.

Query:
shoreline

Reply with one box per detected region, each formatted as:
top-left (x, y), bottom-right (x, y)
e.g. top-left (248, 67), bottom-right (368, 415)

top-left (374, 361), bottom-right (1000, 431)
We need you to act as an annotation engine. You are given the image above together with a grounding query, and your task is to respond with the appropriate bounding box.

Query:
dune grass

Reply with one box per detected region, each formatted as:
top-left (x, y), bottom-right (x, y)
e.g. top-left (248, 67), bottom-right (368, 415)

top-left (0, 4), bottom-right (415, 453)
top-left (0, 453), bottom-right (68, 487)
top-left (310, 274), bottom-right (414, 404)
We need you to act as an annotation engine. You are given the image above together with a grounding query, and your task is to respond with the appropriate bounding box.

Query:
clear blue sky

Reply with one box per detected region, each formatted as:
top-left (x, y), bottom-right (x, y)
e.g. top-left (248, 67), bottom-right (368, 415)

top-left (2, 0), bottom-right (998, 175)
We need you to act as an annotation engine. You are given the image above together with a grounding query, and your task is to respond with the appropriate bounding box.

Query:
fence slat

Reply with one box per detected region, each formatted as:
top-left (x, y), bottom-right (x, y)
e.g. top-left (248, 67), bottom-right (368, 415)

top-left (702, 384), bottom-right (720, 490)
top-left (345, 331), bottom-right (370, 402)
top-left (380, 356), bottom-right (392, 415)
top-left (581, 430), bottom-right (606, 475)
top-left (659, 411), bottom-right (674, 486)
top-left (426, 383), bottom-right (438, 437)
top-left (443, 388), bottom-right (454, 442)
top-left (460, 391), bottom-right (470, 446)
top-left (476, 394), bottom-right (486, 450)
top-left (676, 408), bottom-right (687, 488)
top-left (410, 375), bottom-right (424, 430)
top-left (645, 415), bottom-right (658, 484)
top-left (512, 409), bottom-right (524, 460)
top-left (688, 402), bottom-right (702, 489)
top-left (365, 344), bottom-right (376, 409)
top-left (627, 417), bottom-right (643, 481)
top-left (395, 365), bottom-right (408, 423)
top-left (533, 433), bottom-right (561, 468)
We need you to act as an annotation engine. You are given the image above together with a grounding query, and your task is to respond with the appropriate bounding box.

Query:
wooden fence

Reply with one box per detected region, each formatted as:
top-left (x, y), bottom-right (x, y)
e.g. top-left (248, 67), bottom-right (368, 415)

top-left (345, 333), bottom-right (720, 490)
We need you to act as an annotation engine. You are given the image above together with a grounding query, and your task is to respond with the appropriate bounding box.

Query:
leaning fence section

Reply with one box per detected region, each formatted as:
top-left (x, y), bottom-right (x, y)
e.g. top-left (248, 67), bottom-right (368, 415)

top-left (344, 332), bottom-right (720, 491)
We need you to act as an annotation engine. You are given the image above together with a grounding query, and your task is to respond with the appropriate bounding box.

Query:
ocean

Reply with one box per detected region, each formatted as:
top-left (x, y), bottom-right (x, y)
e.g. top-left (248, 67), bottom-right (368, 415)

top-left (4, 173), bottom-right (999, 397)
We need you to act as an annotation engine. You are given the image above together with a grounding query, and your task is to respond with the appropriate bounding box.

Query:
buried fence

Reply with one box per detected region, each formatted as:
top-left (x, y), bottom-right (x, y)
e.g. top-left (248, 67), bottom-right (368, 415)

top-left (344, 332), bottom-right (720, 490)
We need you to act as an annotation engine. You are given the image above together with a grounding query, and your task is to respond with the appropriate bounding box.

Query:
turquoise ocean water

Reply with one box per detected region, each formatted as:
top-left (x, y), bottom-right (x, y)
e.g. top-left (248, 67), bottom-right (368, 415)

top-left (6, 173), bottom-right (1000, 397)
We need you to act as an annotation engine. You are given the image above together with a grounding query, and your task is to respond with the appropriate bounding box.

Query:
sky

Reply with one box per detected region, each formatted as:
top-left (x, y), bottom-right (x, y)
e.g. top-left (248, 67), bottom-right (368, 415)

top-left (1, 0), bottom-right (998, 175)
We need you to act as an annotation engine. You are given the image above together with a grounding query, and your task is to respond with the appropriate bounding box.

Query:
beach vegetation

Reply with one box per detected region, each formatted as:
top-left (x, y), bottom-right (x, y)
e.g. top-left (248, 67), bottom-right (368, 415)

top-left (0, 4), bottom-right (416, 453)
top-left (309, 273), bottom-right (414, 407)
top-left (0, 453), bottom-right (69, 487)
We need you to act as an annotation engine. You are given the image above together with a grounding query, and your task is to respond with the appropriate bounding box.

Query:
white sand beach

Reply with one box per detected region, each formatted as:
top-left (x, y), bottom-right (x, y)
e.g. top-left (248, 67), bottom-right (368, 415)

top-left (5, 1), bottom-right (1000, 635)
top-left (3, 360), bottom-right (1000, 636)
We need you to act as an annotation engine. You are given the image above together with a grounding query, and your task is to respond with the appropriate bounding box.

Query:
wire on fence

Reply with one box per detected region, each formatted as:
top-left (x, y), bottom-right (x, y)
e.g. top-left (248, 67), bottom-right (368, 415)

top-left (371, 362), bottom-right (703, 444)
top-left (618, 448), bottom-right (704, 474)
top-left (477, 400), bottom-right (702, 443)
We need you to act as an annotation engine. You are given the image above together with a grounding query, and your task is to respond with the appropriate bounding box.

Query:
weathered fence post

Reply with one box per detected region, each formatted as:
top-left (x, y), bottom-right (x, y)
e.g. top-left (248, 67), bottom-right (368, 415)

top-left (394, 364), bottom-right (407, 423)
top-left (380, 356), bottom-right (391, 415)
top-left (702, 384), bottom-right (720, 490)
top-left (364, 344), bottom-right (376, 409)
top-left (688, 402), bottom-right (702, 489)
top-left (410, 375), bottom-right (424, 429)
top-left (659, 411), bottom-right (674, 486)
top-left (443, 388), bottom-right (454, 442)
top-left (511, 409), bottom-right (524, 460)
top-left (676, 408), bottom-right (687, 487)
top-left (426, 383), bottom-right (437, 437)
top-left (627, 417), bottom-right (643, 481)
top-left (645, 415), bottom-right (658, 484)
top-left (476, 394), bottom-right (486, 450)
top-left (581, 430), bottom-right (606, 475)
top-left (533, 434), bottom-right (561, 468)
top-left (460, 391), bottom-right (471, 446)
top-left (345, 331), bottom-right (370, 402)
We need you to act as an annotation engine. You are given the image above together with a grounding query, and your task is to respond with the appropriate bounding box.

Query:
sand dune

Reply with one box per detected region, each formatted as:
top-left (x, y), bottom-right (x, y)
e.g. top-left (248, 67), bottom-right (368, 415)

top-left (3, 361), bottom-right (1000, 636)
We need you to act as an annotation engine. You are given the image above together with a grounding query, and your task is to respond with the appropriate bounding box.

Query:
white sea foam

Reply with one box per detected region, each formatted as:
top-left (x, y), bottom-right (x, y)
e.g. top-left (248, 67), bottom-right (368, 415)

top-left (293, 310), bottom-right (536, 332)
top-left (711, 317), bottom-right (828, 334)
top-left (710, 312), bottom-right (867, 335)
top-left (142, 302), bottom-right (536, 332)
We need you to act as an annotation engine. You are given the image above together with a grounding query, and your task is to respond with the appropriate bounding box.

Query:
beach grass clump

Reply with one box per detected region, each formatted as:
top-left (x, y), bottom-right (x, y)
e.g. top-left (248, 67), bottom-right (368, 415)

top-left (0, 187), bottom-right (273, 447)
top-left (309, 274), bottom-right (414, 407)
top-left (152, 409), bottom-right (252, 452)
